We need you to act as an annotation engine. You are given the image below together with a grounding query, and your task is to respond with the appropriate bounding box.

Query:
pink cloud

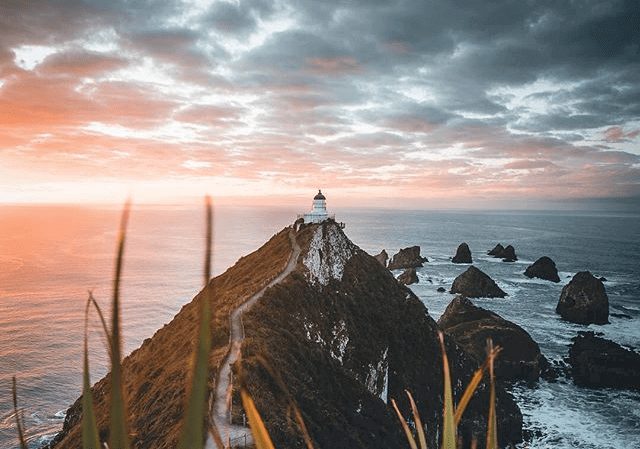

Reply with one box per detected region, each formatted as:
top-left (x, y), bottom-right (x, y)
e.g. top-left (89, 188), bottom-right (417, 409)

top-left (604, 126), bottom-right (640, 142)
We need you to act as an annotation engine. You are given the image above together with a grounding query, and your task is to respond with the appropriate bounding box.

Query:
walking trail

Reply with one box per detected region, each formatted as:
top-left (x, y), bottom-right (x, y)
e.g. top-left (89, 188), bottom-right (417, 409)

top-left (207, 228), bottom-right (301, 448)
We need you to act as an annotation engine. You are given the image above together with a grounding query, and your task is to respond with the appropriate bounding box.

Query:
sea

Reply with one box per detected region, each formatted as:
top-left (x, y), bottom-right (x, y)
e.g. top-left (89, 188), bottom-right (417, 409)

top-left (0, 205), bottom-right (639, 449)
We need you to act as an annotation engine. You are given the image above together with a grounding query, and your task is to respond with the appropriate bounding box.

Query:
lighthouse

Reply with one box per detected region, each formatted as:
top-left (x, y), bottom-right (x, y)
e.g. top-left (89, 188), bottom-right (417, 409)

top-left (302, 189), bottom-right (329, 223)
top-left (296, 189), bottom-right (344, 227)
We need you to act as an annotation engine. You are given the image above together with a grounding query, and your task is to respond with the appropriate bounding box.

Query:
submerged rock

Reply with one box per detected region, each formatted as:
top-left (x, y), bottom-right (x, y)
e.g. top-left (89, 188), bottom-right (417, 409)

top-left (452, 243), bottom-right (472, 264)
top-left (388, 245), bottom-right (428, 270)
top-left (568, 332), bottom-right (640, 390)
top-left (487, 243), bottom-right (504, 256)
top-left (373, 249), bottom-right (388, 267)
top-left (524, 256), bottom-right (560, 283)
top-left (450, 266), bottom-right (507, 298)
top-left (556, 271), bottom-right (609, 324)
top-left (437, 287), bottom-right (446, 293)
top-left (397, 268), bottom-right (418, 285)
top-left (438, 296), bottom-right (549, 382)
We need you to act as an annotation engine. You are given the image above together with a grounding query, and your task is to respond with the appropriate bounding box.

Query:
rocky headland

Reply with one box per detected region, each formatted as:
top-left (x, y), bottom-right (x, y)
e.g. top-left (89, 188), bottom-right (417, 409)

top-left (45, 221), bottom-right (523, 449)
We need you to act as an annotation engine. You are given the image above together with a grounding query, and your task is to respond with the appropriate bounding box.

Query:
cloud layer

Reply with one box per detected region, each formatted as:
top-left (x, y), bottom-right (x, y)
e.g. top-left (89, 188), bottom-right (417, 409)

top-left (1, 0), bottom-right (638, 207)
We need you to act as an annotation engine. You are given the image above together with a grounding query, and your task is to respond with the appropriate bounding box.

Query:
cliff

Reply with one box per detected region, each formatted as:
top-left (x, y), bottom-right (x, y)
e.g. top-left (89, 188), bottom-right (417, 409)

top-left (46, 220), bottom-right (522, 449)
top-left (240, 221), bottom-right (521, 448)
top-left (46, 228), bottom-right (293, 449)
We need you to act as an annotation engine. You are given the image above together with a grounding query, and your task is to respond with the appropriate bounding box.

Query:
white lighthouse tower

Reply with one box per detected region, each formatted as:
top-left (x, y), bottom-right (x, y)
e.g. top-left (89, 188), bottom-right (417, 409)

top-left (296, 190), bottom-right (344, 228)
top-left (303, 190), bottom-right (329, 223)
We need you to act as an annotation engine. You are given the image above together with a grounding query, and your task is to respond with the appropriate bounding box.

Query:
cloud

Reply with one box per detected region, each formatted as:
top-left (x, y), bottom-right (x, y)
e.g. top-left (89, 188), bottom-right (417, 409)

top-left (0, 0), bottom-right (639, 205)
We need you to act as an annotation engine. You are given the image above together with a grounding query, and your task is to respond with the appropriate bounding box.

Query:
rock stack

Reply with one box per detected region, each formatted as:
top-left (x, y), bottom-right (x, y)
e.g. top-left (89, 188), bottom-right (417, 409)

top-left (450, 266), bottom-right (507, 298)
top-left (388, 246), bottom-right (428, 270)
top-left (452, 243), bottom-right (472, 264)
top-left (556, 271), bottom-right (609, 324)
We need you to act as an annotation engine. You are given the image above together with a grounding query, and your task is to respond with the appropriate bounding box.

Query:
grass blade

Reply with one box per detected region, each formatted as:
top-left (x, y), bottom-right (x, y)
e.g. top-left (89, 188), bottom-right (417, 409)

top-left (177, 196), bottom-right (213, 449)
top-left (391, 398), bottom-right (418, 449)
top-left (241, 389), bottom-right (276, 449)
top-left (405, 391), bottom-right (427, 449)
top-left (204, 195), bottom-right (212, 286)
top-left (454, 345), bottom-right (503, 427)
top-left (12, 377), bottom-right (28, 449)
top-left (438, 331), bottom-right (456, 449)
top-left (83, 296), bottom-right (101, 449)
top-left (109, 200), bottom-right (131, 449)
top-left (485, 339), bottom-right (498, 449)
top-left (454, 364), bottom-right (484, 426)
top-left (88, 291), bottom-right (111, 359)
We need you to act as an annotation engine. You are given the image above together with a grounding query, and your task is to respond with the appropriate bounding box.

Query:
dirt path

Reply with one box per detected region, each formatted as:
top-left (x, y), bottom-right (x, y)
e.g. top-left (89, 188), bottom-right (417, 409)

top-left (207, 228), bottom-right (300, 447)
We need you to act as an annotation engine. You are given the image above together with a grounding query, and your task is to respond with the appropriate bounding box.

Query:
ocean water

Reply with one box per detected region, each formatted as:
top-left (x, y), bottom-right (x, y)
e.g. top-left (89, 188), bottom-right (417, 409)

top-left (1, 205), bottom-right (639, 448)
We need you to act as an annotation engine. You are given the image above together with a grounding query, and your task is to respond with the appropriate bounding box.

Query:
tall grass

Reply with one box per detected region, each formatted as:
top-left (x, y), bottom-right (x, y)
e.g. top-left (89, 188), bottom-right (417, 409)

top-left (81, 296), bottom-right (101, 449)
top-left (108, 200), bottom-right (131, 449)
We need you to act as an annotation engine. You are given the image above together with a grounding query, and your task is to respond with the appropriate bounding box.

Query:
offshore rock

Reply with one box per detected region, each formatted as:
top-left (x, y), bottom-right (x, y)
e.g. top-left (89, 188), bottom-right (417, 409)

top-left (524, 256), bottom-right (560, 283)
top-left (500, 245), bottom-right (517, 262)
top-left (438, 296), bottom-right (549, 382)
top-left (373, 249), bottom-right (388, 267)
top-left (568, 332), bottom-right (640, 390)
top-left (556, 271), bottom-right (609, 324)
top-left (452, 242), bottom-right (472, 264)
top-left (397, 268), bottom-right (418, 285)
top-left (487, 243), bottom-right (517, 261)
top-left (387, 246), bottom-right (428, 270)
top-left (450, 266), bottom-right (507, 298)
top-left (487, 244), bottom-right (504, 256)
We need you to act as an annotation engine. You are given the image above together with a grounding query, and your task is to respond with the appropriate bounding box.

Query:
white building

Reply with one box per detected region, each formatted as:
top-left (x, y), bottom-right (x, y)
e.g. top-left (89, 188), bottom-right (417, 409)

top-left (298, 190), bottom-right (343, 226)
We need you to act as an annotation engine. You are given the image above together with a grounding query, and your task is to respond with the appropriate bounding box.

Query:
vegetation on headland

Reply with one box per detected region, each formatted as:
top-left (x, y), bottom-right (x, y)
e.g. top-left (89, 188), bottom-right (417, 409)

top-left (12, 200), bottom-right (506, 449)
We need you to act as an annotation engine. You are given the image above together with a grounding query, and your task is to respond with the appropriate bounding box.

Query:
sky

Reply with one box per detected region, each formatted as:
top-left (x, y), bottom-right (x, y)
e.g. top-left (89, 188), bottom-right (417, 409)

top-left (0, 0), bottom-right (639, 209)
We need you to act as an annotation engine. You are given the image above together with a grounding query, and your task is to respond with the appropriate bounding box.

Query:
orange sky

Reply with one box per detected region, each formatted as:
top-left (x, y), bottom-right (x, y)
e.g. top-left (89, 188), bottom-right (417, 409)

top-left (1, 1), bottom-right (639, 208)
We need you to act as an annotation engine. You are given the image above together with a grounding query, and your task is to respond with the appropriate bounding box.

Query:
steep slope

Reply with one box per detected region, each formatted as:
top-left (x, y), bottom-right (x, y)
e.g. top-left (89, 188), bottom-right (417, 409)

top-left (240, 221), bottom-right (522, 449)
top-left (46, 228), bottom-right (293, 449)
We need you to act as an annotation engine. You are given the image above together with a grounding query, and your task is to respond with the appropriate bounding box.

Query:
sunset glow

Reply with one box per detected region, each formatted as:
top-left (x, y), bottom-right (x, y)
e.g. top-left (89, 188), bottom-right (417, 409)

top-left (1, 1), bottom-right (639, 208)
